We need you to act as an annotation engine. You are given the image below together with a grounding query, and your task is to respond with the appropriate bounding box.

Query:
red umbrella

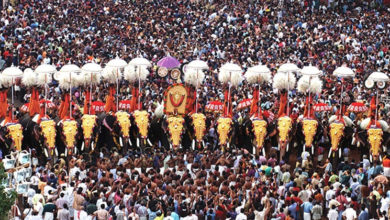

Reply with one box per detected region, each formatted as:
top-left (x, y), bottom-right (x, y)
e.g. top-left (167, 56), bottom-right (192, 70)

top-left (92, 101), bottom-right (105, 112)
top-left (21, 100), bottom-right (56, 112)
top-left (119, 100), bottom-right (132, 110)
top-left (205, 101), bottom-right (224, 113)
top-left (237, 99), bottom-right (252, 110)
top-left (348, 102), bottom-right (368, 113)
top-left (39, 99), bottom-right (56, 109)
top-left (263, 110), bottom-right (275, 122)
top-left (313, 103), bottom-right (332, 112)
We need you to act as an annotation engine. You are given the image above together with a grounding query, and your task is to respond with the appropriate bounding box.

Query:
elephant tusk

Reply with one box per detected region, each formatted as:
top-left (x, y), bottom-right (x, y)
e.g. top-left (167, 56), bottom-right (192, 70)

top-left (262, 147), bottom-right (265, 157)
top-left (81, 141), bottom-right (85, 151)
top-left (55, 148), bottom-right (58, 156)
top-left (91, 141), bottom-right (94, 151)
top-left (202, 141), bottom-right (205, 148)
top-left (303, 145), bottom-right (306, 153)
top-left (351, 136), bottom-right (356, 145)
top-left (128, 139), bottom-right (131, 146)
top-left (147, 138), bottom-right (152, 146)
top-left (339, 148), bottom-right (341, 158)
top-left (74, 147), bottom-right (77, 154)
top-left (278, 143), bottom-right (280, 151)
top-left (119, 137), bottom-right (123, 147)
top-left (227, 142), bottom-right (230, 150)
top-left (44, 148), bottom-right (48, 158)
top-left (286, 143), bottom-right (289, 152)
top-left (253, 146), bottom-right (256, 155)
top-left (192, 140), bottom-right (195, 151)
top-left (65, 148), bottom-right (68, 156)
top-left (370, 154), bottom-right (372, 162)
top-left (328, 149), bottom-right (332, 158)
top-left (311, 145), bottom-right (314, 155)
top-left (137, 138), bottom-right (140, 147)
top-left (170, 143), bottom-right (172, 149)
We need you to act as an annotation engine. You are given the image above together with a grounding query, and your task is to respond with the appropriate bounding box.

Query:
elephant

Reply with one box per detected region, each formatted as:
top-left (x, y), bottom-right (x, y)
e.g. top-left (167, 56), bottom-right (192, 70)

top-left (0, 119), bottom-right (23, 156)
top-left (19, 113), bottom-right (57, 163)
top-left (190, 113), bottom-right (207, 150)
top-left (132, 110), bottom-right (152, 149)
top-left (80, 114), bottom-right (99, 152)
top-left (276, 116), bottom-right (294, 161)
top-left (327, 115), bottom-right (354, 159)
top-left (358, 118), bottom-right (390, 161)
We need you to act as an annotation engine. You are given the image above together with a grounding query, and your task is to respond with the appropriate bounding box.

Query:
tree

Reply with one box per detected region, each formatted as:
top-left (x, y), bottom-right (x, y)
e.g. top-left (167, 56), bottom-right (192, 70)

top-left (0, 162), bottom-right (17, 220)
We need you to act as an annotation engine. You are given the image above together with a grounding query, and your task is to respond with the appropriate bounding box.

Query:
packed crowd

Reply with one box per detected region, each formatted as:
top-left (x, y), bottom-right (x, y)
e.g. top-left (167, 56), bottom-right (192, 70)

top-left (1, 0), bottom-right (390, 219)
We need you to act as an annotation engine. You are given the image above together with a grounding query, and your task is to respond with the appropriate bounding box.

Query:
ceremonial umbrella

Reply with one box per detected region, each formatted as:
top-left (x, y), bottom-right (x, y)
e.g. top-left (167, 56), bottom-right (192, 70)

top-left (187, 59), bottom-right (208, 113)
top-left (237, 99), bottom-right (252, 110)
top-left (106, 57), bottom-right (127, 111)
top-left (2, 65), bottom-right (23, 120)
top-left (205, 101), bottom-right (224, 113)
top-left (35, 64), bottom-right (56, 115)
top-left (313, 103), bottom-right (332, 112)
top-left (119, 100), bottom-right (132, 111)
top-left (157, 56), bottom-right (181, 69)
top-left (347, 102), bottom-right (368, 113)
top-left (128, 57), bottom-right (152, 110)
top-left (82, 62), bottom-right (102, 114)
top-left (91, 101), bottom-right (105, 112)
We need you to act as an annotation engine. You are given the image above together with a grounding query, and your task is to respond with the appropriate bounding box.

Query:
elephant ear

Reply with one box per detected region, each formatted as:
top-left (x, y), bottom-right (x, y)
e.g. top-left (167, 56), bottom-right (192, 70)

top-left (378, 120), bottom-right (389, 132)
top-left (343, 116), bottom-right (354, 127)
top-left (360, 118), bottom-right (370, 130)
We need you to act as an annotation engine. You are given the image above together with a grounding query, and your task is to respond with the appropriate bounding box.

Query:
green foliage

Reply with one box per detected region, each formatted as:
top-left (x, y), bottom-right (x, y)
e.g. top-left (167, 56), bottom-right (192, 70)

top-left (0, 162), bottom-right (17, 218)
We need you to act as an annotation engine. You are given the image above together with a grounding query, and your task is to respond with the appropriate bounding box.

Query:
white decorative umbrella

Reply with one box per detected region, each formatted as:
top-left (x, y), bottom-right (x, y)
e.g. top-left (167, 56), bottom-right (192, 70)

top-left (2, 65), bottom-right (23, 120)
top-left (128, 57), bottom-right (152, 67)
top-left (186, 59), bottom-right (209, 113)
top-left (278, 63), bottom-right (300, 73)
top-left (333, 66), bottom-right (355, 78)
top-left (333, 66), bottom-right (355, 118)
top-left (82, 63), bottom-right (102, 114)
top-left (301, 66), bottom-right (321, 76)
top-left (127, 57), bottom-right (151, 110)
top-left (219, 62), bottom-right (243, 116)
top-left (368, 71), bottom-right (389, 122)
top-left (187, 59), bottom-right (209, 70)
top-left (245, 65), bottom-right (271, 84)
top-left (368, 71), bottom-right (389, 82)
top-left (106, 57), bottom-right (127, 68)
top-left (300, 66), bottom-right (322, 119)
top-left (106, 57), bottom-right (127, 111)
top-left (277, 63), bottom-right (300, 116)
top-left (35, 64), bottom-right (56, 115)
top-left (58, 64), bottom-right (81, 118)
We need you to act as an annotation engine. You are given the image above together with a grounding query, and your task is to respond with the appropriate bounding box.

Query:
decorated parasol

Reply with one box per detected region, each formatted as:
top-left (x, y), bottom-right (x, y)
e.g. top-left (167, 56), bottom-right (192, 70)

top-left (2, 65), bottom-right (23, 120)
top-left (81, 62), bottom-right (102, 114)
top-left (347, 102), bottom-right (368, 113)
top-left (313, 103), bottom-right (332, 112)
top-left (126, 57), bottom-right (152, 110)
top-left (119, 100), bottom-right (132, 111)
top-left (205, 101), bottom-right (224, 113)
top-left (157, 56), bottom-right (181, 69)
top-left (184, 59), bottom-right (208, 113)
top-left (237, 99), bottom-right (252, 110)
top-left (103, 57), bottom-right (127, 112)
top-left (35, 64), bottom-right (56, 116)
top-left (91, 101), bottom-right (105, 112)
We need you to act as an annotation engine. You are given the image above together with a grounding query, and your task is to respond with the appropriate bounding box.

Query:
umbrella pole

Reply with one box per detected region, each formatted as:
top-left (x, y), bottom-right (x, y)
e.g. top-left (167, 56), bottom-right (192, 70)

top-left (287, 72), bottom-right (289, 117)
top-left (375, 89), bottom-right (378, 123)
top-left (69, 74), bottom-right (72, 119)
top-left (138, 66), bottom-right (141, 110)
top-left (195, 69), bottom-right (198, 114)
top-left (339, 80), bottom-right (343, 119)
top-left (227, 72), bottom-right (231, 117)
top-left (308, 76), bottom-right (311, 118)
top-left (116, 70), bottom-right (119, 112)
top-left (11, 77), bottom-right (14, 121)
top-left (90, 73), bottom-right (92, 115)
top-left (258, 83), bottom-right (261, 116)
top-left (45, 75), bottom-right (47, 116)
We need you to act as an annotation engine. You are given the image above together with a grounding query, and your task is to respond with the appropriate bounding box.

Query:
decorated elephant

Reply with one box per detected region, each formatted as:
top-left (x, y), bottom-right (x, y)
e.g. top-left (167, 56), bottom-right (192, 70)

top-left (216, 117), bottom-right (233, 151)
top-left (80, 114), bottom-right (99, 151)
top-left (359, 118), bottom-right (390, 161)
top-left (328, 115), bottom-right (354, 158)
top-left (190, 113), bottom-right (207, 149)
top-left (132, 110), bottom-right (152, 148)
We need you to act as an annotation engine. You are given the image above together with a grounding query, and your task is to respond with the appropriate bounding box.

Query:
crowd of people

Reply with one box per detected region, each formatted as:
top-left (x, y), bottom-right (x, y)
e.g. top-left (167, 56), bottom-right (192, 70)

top-left (1, 0), bottom-right (390, 219)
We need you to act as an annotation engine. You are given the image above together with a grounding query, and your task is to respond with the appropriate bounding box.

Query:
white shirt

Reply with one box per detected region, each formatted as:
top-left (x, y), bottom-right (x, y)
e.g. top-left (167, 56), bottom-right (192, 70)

top-left (342, 208), bottom-right (357, 220)
top-left (327, 209), bottom-right (338, 220)
top-left (74, 210), bottom-right (88, 220)
top-left (236, 213), bottom-right (247, 220)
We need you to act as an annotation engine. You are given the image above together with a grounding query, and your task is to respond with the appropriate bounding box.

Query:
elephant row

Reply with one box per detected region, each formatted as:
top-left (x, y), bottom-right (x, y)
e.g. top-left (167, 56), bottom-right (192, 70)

top-left (0, 111), bottom-right (388, 165)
